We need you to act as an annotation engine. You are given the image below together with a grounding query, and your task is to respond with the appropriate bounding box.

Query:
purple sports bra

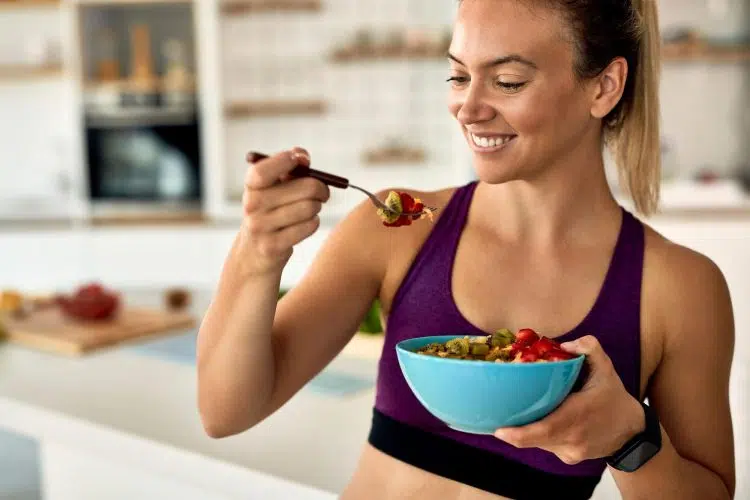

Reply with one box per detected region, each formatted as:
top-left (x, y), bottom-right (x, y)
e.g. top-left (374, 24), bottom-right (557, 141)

top-left (368, 181), bottom-right (644, 497)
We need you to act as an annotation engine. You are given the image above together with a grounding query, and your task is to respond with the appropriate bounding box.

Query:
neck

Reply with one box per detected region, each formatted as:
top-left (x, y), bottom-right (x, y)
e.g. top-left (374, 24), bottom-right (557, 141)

top-left (476, 135), bottom-right (621, 246)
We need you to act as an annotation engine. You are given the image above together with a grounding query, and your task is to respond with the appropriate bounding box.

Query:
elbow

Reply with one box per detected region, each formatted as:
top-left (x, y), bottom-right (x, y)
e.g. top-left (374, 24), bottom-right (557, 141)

top-left (198, 388), bottom-right (264, 439)
top-left (199, 407), bottom-right (253, 439)
top-left (202, 421), bottom-right (242, 440)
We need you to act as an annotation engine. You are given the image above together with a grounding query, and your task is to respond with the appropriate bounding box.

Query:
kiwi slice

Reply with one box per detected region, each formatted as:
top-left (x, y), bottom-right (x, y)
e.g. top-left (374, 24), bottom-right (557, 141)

top-left (446, 337), bottom-right (470, 357)
top-left (491, 328), bottom-right (515, 348)
top-left (376, 191), bottom-right (403, 224)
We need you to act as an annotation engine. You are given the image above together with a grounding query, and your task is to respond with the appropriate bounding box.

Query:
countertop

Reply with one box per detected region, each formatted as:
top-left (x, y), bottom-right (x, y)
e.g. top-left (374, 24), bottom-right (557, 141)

top-left (0, 288), bottom-right (745, 499)
top-left (0, 289), bottom-right (380, 498)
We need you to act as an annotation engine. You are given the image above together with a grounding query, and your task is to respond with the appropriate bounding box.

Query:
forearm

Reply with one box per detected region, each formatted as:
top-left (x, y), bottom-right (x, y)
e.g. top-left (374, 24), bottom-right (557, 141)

top-left (612, 426), bottom-right (731, 500)
top-left (197, 237), bottom-right (283, 437)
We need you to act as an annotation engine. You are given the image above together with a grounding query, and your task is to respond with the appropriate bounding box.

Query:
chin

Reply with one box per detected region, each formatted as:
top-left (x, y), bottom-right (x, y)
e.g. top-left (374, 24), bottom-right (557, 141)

top-left (471, 156), bottom-right (523, 185)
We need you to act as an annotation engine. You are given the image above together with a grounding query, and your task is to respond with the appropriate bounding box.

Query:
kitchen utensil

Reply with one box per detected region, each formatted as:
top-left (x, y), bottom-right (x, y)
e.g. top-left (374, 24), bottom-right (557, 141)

top-left (247, 152), bottom-right (438, 217)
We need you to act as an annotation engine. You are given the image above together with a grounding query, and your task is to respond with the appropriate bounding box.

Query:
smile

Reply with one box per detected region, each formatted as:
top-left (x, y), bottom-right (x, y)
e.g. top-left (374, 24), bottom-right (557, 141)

top-left (468, 132), bottom-right (516, 152)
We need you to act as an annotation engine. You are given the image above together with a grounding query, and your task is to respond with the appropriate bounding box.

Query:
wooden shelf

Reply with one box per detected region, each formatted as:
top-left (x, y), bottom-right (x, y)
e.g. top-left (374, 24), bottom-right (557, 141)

top-left (221, 0), bottom-right (322, 15)
top-left (225, 99), bottom-right (326, 118)
top-left (332, 46), bottom-right (446, 63)
top-left (76, 0), bottom-right (192, 5)
top-left (0, 0), bottom-right (60, 9)
top-left (0, 64), bottom-right (64, 81)
top-left (363, 147), bottom-right (426, 165)
top-left (662, 43), bottom-right (750, 63)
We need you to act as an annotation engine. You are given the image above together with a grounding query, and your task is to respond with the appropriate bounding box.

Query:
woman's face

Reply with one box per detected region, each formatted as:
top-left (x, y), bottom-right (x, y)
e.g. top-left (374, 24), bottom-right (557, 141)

top-left (448, 0), bottom-right (599, 184)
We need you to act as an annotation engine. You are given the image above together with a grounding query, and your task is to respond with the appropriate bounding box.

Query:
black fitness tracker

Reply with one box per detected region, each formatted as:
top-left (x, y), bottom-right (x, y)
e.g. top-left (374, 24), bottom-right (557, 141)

top-left (606, 401), bottom-right (662, 473)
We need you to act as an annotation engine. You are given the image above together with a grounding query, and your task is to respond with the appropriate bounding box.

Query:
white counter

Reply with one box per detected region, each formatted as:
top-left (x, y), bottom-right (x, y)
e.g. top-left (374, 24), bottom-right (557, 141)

top-left (0, 342), bottom-right (378, 500)
top-left (0, 212), bottom-right (748, 499)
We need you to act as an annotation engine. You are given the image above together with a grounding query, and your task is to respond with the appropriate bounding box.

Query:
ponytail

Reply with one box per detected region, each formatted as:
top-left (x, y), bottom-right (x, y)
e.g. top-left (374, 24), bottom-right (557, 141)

top-left (609, 0), bottom-right (662, 216)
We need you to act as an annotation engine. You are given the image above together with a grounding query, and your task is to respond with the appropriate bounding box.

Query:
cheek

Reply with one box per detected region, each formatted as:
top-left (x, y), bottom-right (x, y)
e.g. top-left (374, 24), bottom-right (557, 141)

top-left (508, 88), bottom-right (583, 139)
top-left (503, 97), bottom-right (548, 135)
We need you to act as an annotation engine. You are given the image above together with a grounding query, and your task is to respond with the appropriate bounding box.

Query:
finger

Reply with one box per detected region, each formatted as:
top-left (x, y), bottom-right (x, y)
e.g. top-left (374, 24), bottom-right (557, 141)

top-left (559, 335), bottom-right (610, 374)
top-left (247, 199), bottom-right (323, 234)
top-left (256, 215), bottom-right (321, 257)
top-left (247, 147), bottom-right (311, 168)
top-left (244, 147), bottom-right (311, 189)
top-left (494, 393), bottom-right (584, 448)
top-left (244, 177), bottom-right (330, 214)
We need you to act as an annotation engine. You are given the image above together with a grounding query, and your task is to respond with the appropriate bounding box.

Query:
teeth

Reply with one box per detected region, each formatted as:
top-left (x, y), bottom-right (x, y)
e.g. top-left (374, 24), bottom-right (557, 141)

top-left (471, 134), bottom-right (512, 148)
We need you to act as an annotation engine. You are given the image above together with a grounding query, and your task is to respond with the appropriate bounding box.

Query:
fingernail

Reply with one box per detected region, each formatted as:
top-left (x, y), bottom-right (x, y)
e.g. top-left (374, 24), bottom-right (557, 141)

top-left (291, 150), bottom-right (310, 166)
top-left (247, 151), bottom-right (266, 163)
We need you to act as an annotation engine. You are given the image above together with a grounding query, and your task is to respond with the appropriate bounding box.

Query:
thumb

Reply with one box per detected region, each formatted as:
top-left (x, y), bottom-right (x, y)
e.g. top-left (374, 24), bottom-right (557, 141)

top-left (559, 335), bottom-right (611, 376)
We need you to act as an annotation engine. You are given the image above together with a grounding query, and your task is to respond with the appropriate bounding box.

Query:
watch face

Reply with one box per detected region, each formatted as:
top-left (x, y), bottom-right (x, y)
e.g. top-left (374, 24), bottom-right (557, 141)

top-left (617, 442), bottom-right (661, 473)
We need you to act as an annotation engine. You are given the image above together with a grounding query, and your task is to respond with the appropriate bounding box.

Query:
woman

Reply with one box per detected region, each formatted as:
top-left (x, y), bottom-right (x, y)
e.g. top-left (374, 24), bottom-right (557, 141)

top-left (197, 0), bottom-right (736, 498)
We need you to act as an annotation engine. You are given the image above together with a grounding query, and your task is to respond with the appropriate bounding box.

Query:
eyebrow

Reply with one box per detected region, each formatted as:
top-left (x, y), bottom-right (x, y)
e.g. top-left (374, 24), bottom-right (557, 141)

top-left (447, 52), bottom-right (538, 70)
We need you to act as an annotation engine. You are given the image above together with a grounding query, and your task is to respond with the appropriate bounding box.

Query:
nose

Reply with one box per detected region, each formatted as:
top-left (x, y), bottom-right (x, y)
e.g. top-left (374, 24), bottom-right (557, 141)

top-left (456, 84), bottom-right (495, 126)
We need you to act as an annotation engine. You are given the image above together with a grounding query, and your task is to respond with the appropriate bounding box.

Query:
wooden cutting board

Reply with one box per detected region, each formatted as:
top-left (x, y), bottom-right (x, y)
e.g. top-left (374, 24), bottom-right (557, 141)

top-left (1, 306), bottom-right (197, 356)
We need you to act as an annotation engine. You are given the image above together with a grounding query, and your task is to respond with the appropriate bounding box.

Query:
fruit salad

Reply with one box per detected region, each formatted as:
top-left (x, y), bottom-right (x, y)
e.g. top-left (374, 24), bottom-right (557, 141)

top-left (415, 328), bottom-right (576, 363)
top-left (376, 191), bottom-right (434, 227)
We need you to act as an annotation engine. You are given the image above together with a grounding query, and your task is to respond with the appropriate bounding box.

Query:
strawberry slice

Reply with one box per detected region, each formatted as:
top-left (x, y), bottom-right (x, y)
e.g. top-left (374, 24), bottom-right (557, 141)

top-left (515, 328), bottom-right (539, 347)
top-left (528, 336), bottom-right (558, 357)
top-left (544, 350), bottom-right (575, 362)
top-left (380, 191), bottom-right (431, 227)
top-left (518, 349), bottom-right (539, 363)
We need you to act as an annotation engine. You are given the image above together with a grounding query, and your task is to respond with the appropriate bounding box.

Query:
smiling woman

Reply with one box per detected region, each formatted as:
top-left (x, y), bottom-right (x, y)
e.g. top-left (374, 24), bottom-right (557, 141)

top-left (448, 0), bottom-right (661, 215)
top-left (197, 1), bottom-right (735, 499)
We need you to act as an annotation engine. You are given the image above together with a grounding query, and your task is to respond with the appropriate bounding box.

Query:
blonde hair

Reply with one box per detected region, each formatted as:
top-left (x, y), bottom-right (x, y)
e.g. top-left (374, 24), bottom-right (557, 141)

top-left (608, 0), bottom-right (662, 215)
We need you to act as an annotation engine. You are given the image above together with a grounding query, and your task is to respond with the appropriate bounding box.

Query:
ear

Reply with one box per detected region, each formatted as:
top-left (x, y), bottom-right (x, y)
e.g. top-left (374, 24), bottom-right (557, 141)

top-left (590, 57), bottom-right (628, 119)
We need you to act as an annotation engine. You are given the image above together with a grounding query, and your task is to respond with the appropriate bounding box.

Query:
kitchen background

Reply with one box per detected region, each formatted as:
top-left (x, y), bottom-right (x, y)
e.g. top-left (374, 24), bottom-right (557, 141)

top-left (0, 0), bottom-right (748, 499)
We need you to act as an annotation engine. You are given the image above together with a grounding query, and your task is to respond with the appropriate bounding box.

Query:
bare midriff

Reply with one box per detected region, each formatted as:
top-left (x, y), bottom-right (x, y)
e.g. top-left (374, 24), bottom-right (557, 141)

top-left (340, 444), bottom-right (512, 500)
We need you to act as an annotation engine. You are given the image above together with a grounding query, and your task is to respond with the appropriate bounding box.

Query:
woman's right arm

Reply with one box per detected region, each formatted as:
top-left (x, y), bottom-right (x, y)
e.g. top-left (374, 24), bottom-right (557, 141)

top-left (197, 148), bottom-right (391, 438)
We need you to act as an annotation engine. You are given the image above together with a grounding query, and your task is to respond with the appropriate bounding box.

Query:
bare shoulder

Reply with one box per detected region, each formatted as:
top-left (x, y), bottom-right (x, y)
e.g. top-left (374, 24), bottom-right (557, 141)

top-left (316, 185), bottom-right (459, 287)
top-left (339, 185), bottom-right (457, 241)
top-left (641, 224), bottom-right (734, 355)
top-left (348, 186), bottom-right (460, 312)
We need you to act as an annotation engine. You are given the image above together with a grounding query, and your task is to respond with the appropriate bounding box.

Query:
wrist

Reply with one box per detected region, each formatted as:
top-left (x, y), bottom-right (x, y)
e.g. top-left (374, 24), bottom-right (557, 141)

top-left (230, 229), bottom-right (290, 280)
top-left (607, 399), bottom-right (662, 473)
top-left (614, 395), bottom-right (646, 454)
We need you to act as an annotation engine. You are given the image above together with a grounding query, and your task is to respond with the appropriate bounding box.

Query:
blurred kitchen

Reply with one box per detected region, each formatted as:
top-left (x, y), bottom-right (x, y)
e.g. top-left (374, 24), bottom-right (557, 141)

top-left (0, 0), bottom-right (748, 499)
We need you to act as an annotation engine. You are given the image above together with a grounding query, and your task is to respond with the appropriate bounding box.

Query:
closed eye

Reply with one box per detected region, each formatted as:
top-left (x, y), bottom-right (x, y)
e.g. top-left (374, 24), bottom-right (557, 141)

top-left (497, 82), bottom-right (527, 91)
top-left (446, 76), bottom-right (469, 85)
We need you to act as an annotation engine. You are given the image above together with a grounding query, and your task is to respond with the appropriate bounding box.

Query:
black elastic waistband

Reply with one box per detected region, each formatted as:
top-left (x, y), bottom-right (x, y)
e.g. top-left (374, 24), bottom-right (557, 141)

top-left (368, 408), bottom-right (601, 500)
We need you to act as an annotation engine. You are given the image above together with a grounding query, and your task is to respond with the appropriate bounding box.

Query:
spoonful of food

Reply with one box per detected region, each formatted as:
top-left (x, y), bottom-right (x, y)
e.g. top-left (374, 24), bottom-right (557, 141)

top-left (247, 151), bottom-right (438, 222)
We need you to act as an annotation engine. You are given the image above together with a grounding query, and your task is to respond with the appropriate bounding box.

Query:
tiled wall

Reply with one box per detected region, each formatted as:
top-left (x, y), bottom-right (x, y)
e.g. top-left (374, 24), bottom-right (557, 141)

top-left (219, 0), bottom-right (466, 216)
top-left (0, 1), bottom-right (747, 219)
top-left (658, 0), bottom-right (750, 178)
top-left (219, 0), bottom-right (749, 215)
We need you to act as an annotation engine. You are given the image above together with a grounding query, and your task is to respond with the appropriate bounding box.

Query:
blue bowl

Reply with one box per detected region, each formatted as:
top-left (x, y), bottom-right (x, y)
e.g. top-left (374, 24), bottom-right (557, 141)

top-left (396, 335), bottom-right (585, 434)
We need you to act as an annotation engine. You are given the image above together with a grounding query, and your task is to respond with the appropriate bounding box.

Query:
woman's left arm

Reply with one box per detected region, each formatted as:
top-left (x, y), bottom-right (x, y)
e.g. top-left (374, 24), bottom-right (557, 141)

top-left (610, 248), bottom-right (736, 499)
top-left (495, 246), bottom-right (736, 499)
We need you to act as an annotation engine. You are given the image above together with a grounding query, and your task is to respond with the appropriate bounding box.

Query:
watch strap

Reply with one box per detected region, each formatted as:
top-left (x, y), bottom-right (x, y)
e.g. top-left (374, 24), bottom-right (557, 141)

top-left (606, 400), bottom-right (662, 472)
